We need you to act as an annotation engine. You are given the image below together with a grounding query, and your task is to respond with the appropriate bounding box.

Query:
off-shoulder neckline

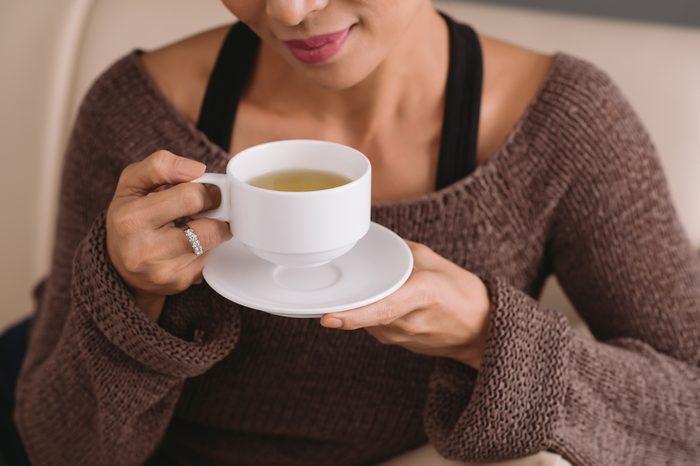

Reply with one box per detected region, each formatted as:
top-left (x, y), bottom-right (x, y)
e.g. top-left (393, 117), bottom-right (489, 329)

top-left (125, 48), bottom-right (570, 208)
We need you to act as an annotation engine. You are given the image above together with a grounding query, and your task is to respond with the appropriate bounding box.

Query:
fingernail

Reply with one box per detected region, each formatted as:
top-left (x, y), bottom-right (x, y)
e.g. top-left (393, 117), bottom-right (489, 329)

top-left (178, 158), bottom-right (206, 177)
top-left (322, 318), bottom-right (343, 329)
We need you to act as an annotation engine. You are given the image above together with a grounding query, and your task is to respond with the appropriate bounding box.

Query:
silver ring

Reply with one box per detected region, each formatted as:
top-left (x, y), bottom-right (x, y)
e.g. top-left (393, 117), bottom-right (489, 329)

top-left (183, 224), bottom-right (204, 256)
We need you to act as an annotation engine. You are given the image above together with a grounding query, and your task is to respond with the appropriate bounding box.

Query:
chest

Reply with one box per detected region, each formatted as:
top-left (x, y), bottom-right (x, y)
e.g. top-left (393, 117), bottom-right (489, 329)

top-left (229, 100), bottom-right (444, 203)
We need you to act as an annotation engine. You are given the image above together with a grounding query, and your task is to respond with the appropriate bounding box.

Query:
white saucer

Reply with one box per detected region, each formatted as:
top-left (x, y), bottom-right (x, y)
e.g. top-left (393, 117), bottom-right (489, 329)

top-left (202, 221), bottom-right (414, 318)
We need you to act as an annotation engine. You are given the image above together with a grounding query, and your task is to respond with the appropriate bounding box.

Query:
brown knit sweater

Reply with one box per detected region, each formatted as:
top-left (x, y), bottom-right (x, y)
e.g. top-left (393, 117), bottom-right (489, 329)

top-left (14, 49), bottom-right (700, 466)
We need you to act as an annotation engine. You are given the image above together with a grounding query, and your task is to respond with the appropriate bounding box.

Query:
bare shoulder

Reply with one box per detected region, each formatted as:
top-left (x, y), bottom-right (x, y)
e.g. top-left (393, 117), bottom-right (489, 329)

top-left (477, 34), bottom-right (555, 163)
top-left (140, 25), bottom-right (231, 123)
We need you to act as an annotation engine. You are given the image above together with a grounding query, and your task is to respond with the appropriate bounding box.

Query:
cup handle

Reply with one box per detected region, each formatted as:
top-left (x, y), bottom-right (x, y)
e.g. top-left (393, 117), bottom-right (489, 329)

top-left (189, 173), bottom-right (231, 222)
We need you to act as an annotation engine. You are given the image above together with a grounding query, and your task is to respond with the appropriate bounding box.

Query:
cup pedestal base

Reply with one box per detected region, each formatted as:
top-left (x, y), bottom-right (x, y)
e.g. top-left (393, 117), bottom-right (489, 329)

top-left (272, 263), bottom-right (342, 291)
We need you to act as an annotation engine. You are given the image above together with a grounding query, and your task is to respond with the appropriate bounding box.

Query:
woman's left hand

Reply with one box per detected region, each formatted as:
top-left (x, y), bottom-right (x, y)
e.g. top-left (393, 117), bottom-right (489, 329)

top-left (320, 240), bottom-right (492, 370)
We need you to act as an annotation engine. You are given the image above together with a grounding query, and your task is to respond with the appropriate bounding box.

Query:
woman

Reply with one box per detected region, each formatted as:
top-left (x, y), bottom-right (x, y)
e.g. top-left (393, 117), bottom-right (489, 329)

top-left (13, 1), bottom-right (700, 465)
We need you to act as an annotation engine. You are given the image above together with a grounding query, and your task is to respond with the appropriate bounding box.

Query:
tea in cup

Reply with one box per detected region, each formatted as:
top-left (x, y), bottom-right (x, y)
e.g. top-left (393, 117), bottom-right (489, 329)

top-left (190, 139), bottom-right (371, 268)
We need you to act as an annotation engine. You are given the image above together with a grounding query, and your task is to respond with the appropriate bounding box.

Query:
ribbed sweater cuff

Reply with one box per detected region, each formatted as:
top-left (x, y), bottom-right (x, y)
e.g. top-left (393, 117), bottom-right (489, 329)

top-left (424, 276), bottom-right (570, 462)
top-left (71, 210), bottom-right (240, 379)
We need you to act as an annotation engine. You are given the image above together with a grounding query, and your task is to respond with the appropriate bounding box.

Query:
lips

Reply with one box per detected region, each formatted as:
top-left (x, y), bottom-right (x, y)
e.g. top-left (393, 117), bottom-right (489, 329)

top-left (284, 27), bottom-right (351, 65)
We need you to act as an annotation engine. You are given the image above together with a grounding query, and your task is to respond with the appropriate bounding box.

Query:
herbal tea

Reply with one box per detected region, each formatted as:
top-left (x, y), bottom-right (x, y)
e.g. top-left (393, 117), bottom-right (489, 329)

top-left (247, 169), bottom-right (352, 192)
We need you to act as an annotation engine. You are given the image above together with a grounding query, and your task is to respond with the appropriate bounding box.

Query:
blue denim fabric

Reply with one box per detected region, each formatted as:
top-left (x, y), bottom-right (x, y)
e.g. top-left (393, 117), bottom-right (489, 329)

top-left (0, 318), bottom-right (31, 466)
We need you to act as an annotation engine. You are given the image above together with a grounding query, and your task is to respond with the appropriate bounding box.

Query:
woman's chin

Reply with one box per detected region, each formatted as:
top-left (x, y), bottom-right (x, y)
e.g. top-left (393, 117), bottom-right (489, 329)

top-left (291, 59), bottom-right (380, 91)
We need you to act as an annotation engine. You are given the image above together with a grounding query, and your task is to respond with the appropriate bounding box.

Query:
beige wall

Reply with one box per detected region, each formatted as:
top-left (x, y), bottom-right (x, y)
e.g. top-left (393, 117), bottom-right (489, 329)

top-left (0, 1), bottom-right (83, 328)
top-left (0, 0), bottom-right (231, 329)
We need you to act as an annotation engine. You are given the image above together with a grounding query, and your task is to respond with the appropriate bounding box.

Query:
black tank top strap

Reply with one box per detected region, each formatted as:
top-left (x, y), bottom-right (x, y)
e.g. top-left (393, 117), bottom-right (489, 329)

top-left (435, 12), bottom-right (483, 191)
top-left (196, 15), bottom-right (483, 189)
top-left (196, 22), bottom-right (260, 152)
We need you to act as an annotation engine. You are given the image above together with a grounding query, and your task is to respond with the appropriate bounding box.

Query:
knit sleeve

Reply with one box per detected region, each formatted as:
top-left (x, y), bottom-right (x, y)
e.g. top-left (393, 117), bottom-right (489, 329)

top-left (14, 55), bottom-right (241, 466)
top-left (423, 59), bottom-right (700, 465)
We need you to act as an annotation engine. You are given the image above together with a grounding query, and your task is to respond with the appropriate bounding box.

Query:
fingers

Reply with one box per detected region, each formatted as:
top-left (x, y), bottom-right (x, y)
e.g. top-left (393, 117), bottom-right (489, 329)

top-left (364, 310), bottom-right (430, 342)
top-left (115, 150), bottom-right (206, 198)
top-left (159, 218), bottom-right (232, 260)
top-left (140, 250), bottom-right (211, 295)
top-left (404, 239), bottom-right (440, 270)
top-left (321, 270), bottom-right (433, 330)
top-left (108, 221), bottom-right (218, 297)
top-left (136, 182), bottom-right (221, 229)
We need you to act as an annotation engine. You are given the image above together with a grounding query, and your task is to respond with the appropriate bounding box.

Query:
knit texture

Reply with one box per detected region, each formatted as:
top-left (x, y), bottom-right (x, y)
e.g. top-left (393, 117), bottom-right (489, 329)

top-left (13, 46), bottom-right (700, 466)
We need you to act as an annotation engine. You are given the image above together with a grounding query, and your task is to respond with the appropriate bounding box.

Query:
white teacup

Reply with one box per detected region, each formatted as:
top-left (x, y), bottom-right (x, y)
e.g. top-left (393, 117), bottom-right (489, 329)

top-left (190, 139), bottom-right (372, 268)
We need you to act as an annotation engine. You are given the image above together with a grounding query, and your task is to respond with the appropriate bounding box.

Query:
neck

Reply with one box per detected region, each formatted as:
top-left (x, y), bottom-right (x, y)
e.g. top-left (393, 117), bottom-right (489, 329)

top-left (249, 5), bottom-right (449, 144)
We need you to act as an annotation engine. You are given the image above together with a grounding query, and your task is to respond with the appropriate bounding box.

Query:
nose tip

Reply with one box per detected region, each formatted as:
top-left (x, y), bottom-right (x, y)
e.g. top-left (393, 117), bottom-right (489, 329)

top-left (266, 0), bottom-right (328, 26)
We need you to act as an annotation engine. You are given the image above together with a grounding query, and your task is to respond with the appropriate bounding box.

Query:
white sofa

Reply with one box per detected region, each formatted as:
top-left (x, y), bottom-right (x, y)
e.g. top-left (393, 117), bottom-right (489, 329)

top-left (1, 1), bottom-right (698, 464)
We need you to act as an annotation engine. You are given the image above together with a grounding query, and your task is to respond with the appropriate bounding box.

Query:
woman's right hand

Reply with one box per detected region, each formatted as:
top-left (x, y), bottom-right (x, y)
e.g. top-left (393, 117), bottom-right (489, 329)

top-left (106, 150), bottom-right (233, 321)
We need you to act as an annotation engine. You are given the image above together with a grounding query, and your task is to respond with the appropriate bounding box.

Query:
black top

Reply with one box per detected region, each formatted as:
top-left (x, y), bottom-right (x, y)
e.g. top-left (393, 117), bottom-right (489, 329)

top-left (196, 13), bottom-right (483, 191)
